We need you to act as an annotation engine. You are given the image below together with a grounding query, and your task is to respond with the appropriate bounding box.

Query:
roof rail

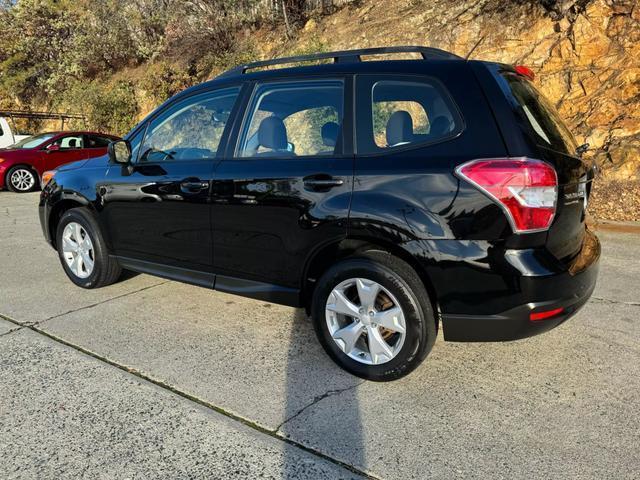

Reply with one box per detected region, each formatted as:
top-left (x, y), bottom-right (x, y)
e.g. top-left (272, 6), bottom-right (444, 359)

top-left (0, 109), bottom-right (86, 121)
top-left (0, 109), bottom-right (87, 132)
top-left (218, 46), bottom-right (462, 78)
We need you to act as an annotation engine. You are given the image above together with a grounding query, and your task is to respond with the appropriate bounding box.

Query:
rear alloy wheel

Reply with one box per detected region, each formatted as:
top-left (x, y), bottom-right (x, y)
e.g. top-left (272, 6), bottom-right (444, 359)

top-left (6, 166), bottom-right (38, 193)
top-left (312, 252), bottom-right (436, 381)
top-left (325, 278), bottom-right (407, 365)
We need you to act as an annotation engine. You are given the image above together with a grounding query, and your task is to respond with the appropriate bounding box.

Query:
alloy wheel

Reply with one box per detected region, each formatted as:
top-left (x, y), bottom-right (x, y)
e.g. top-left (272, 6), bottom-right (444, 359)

top-left (61, 222), bottom-right (95, 279)
top-left (10, 168), bottom-right (36, 191)
top-left (325, 278), bottom-right (407, 365)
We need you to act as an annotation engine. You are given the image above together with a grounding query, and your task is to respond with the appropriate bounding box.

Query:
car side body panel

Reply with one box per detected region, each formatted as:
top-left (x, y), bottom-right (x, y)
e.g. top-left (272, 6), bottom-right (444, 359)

top-left (39, 55), bottom-right (600, 342)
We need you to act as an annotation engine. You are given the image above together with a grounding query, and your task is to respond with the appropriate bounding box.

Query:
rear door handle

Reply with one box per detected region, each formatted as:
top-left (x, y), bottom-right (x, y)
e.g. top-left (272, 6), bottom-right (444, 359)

top-left (303, 176), bottom-right (344, 189)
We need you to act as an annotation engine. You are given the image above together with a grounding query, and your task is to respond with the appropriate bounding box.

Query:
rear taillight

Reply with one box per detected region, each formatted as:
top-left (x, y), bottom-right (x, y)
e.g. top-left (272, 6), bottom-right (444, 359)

top-left (455, 157), bottom-right (558, 233)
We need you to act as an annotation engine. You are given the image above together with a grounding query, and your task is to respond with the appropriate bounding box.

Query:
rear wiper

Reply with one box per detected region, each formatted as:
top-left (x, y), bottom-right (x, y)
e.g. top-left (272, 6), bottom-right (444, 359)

top-left (576, 143), bottom-right (589, 156)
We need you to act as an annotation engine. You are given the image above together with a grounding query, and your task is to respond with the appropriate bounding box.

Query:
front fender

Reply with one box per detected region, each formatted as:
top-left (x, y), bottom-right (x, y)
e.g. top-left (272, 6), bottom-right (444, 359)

top-left (39, 170), bottom-right (102, 247)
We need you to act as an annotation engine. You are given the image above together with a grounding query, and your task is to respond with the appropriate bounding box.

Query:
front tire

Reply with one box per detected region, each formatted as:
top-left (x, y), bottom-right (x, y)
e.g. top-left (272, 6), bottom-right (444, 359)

top-left (6, 165), bottom-right (38, 192)
top-left (311, 251), bottom-right (436, 381)
top-left (56, 208), bottom-right (121, 288)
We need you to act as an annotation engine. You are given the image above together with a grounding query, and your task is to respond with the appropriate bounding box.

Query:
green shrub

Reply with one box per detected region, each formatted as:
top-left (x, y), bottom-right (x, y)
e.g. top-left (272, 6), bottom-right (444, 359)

top-left (142, 63), bottom-right (194, 104)
top-left (63, 80), bottom-right (139, 136)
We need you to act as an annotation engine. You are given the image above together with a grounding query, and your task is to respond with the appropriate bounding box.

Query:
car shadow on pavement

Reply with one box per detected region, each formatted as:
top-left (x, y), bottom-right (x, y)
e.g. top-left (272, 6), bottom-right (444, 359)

top-left (281, 309), bottom-right (365, 478)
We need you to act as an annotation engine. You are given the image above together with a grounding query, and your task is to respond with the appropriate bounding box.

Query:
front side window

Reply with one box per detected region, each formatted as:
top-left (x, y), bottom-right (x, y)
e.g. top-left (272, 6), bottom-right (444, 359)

top-left (358, 78), bottom-right (461, 154)
top-left (52, 135), bottom-right (84, 149)
top-left (237, 80), bottom-right (344, 158)
top-left (139, 87), bottom-right (239, 163)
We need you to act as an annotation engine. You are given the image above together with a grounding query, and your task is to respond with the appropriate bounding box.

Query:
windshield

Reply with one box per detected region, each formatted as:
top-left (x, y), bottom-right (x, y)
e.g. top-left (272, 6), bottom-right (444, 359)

top-left (496, 69), bottom-right (578, 156)
top-left (9, 133), bottom-right (57, 149)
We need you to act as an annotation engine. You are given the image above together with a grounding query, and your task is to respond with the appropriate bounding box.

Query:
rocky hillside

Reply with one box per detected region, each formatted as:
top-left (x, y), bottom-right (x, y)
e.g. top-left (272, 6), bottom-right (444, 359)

top-left (249, 0), bottom-right (639, 182)
top-left (2, 0), bottom-right (638, 218)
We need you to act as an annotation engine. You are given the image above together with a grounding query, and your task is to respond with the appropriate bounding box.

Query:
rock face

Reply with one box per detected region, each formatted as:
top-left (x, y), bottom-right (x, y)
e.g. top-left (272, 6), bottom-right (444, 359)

top-left (273, 0), bottom-right (640, 179)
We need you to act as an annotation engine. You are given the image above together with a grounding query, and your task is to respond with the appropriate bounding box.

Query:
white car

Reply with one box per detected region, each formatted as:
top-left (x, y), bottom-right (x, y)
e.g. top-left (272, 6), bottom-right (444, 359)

top-left (0, 117), bottom-right (31, 149)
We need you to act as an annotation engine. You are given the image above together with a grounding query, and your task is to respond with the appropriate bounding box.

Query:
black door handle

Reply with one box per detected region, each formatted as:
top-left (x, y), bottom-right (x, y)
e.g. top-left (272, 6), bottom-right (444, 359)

top-left (180, 179), bottom-right (209, 192)
top-left (303, 175), bottom-right (344, 190)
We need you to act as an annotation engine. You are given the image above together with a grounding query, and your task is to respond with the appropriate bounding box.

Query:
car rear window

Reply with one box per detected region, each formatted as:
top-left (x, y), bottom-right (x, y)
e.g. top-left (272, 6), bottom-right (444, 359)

top-left (497, 71), bottom-right (578, 156)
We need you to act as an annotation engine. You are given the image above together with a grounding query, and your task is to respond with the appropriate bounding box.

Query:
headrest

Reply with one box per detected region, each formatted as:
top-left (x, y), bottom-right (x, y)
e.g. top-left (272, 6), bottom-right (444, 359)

top-left (321, 122), bottom-right (339, 147)
top-left (386, 111), bottom-right (413, 146)
top-left (430, 116), bottom-right (452, 136)
top-left (258, 117), bottom-right (288, 151)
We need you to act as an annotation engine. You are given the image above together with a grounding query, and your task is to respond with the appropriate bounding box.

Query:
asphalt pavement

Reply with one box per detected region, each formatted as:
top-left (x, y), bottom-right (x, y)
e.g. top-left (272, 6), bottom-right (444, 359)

top-left (1, 192), bottom-right (638, 479)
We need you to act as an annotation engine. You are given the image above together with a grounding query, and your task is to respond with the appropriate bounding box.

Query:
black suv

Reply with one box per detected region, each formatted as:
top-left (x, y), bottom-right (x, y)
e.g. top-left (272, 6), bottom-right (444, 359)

top-left (40, 46), bottom-right (600, 381)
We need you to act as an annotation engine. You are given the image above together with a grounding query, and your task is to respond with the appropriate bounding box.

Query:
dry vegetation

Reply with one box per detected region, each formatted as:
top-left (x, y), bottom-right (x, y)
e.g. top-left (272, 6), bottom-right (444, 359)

top-left (1, 0), bottom-right (638, 220)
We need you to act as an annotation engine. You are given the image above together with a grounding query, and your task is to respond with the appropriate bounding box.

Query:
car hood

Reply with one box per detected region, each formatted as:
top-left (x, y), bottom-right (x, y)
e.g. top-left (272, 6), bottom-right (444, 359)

top-left (58, 154), bottom-right (109, 172)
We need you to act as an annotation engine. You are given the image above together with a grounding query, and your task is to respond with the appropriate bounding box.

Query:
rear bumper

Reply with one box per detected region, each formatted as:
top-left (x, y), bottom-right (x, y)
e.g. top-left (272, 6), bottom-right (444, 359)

top-left (439, 230), bottom-right (600, 342)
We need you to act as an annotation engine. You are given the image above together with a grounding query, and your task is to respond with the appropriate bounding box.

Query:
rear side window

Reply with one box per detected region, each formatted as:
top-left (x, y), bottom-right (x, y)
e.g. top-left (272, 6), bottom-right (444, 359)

top-left (357, 77), bottom-right (462, 154)
top-left (497, 71), bottom-right (577, 156)
top-left (86, 135), bottom-right (111, 148)
top-left (237, 80), bottom-right (344, 158)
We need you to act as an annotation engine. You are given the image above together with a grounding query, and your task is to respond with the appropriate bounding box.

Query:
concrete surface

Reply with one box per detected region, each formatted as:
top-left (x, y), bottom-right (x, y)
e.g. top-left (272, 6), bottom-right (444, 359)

top-left (40, 283), bottom-right (360, 430)
top-left (0, 329), bottom-right (360, 479)
top-left (1, 191), bottom-right (639, 479)
top-left (0, 317), bottom-right (18, 335)
top-left (0, 193), bottom-right (162, 324)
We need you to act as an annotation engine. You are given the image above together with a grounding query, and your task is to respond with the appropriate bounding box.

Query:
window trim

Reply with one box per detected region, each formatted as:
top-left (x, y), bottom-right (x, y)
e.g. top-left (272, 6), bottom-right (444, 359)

top-left (232, 77), bottom-right (349, 161)
top-left (354, 74), bottom-right (465, 157)
top-left (133, 85), bottom-right (242, 165)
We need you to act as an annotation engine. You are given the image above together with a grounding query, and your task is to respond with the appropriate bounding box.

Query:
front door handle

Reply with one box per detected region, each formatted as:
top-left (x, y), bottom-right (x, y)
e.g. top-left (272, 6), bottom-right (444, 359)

top-left (180, 179), bottom-right (209, 193)
top-left (303, 175), bottom-right (344, 190)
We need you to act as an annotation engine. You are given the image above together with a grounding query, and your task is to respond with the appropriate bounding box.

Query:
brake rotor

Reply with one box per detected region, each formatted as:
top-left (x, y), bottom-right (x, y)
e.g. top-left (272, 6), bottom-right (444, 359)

top-left (345, 285), bottom-right (396, 341)
top-left (375, 291), bottom-right (395, 341)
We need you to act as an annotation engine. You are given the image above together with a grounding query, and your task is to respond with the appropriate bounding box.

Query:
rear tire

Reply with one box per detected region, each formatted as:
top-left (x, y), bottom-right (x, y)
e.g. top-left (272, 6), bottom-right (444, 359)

top-left (6, 165), bottom-right (39, 193)
top-left (56, 208), bottom-right (121, 288)
top-left (311, 251), bottom-right (436, 381)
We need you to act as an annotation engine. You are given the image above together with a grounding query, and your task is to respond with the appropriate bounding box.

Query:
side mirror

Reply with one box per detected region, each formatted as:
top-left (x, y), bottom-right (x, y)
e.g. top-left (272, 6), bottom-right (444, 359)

top-left (108, 140), bottom-right (132, 164)
top-left (286, 142), bottom-right (295, 153)
top-left (46, 144), bottom-right (61, 153)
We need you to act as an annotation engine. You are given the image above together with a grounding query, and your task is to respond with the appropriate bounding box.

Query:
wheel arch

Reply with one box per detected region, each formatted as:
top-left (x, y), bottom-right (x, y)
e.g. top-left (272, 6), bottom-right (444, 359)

top-left (48, 196), bottom-right (94, 249)
top-left (301, 236), bottom-right (440, 328)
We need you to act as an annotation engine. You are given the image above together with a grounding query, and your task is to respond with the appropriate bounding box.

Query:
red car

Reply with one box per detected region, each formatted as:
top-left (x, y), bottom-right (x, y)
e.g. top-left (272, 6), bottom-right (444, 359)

top-left (0, 131), bottom-right (119, 193)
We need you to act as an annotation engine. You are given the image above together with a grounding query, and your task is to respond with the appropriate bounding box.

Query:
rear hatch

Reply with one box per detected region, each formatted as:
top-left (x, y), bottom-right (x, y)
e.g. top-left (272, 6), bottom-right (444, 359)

top-left (489, 66), bottom-right (594, 261)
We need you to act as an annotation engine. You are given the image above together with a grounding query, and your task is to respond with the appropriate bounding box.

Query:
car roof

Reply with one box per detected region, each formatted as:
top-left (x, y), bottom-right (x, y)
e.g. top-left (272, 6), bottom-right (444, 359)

top-left (180, 58), bottom-right (463, 97)
top-left (173, 46), bottom-right (469, 99)
top-left (40, 131), bottom-right (120, 138)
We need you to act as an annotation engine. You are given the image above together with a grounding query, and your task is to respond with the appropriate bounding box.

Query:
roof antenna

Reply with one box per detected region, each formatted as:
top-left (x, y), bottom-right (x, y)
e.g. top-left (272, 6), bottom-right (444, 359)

top-left (465, 35), bottom-right (486, 60)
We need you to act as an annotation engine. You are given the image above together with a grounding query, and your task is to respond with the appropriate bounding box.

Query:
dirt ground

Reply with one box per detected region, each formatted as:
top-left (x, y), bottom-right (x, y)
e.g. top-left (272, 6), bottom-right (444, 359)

top-left (589, 179), bottom-right (640, 223)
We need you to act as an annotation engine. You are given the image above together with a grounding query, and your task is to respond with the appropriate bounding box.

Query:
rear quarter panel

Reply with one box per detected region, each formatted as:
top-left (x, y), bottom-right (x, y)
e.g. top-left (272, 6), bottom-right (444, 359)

top-left (349, 61), bottom-right (510, 245)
